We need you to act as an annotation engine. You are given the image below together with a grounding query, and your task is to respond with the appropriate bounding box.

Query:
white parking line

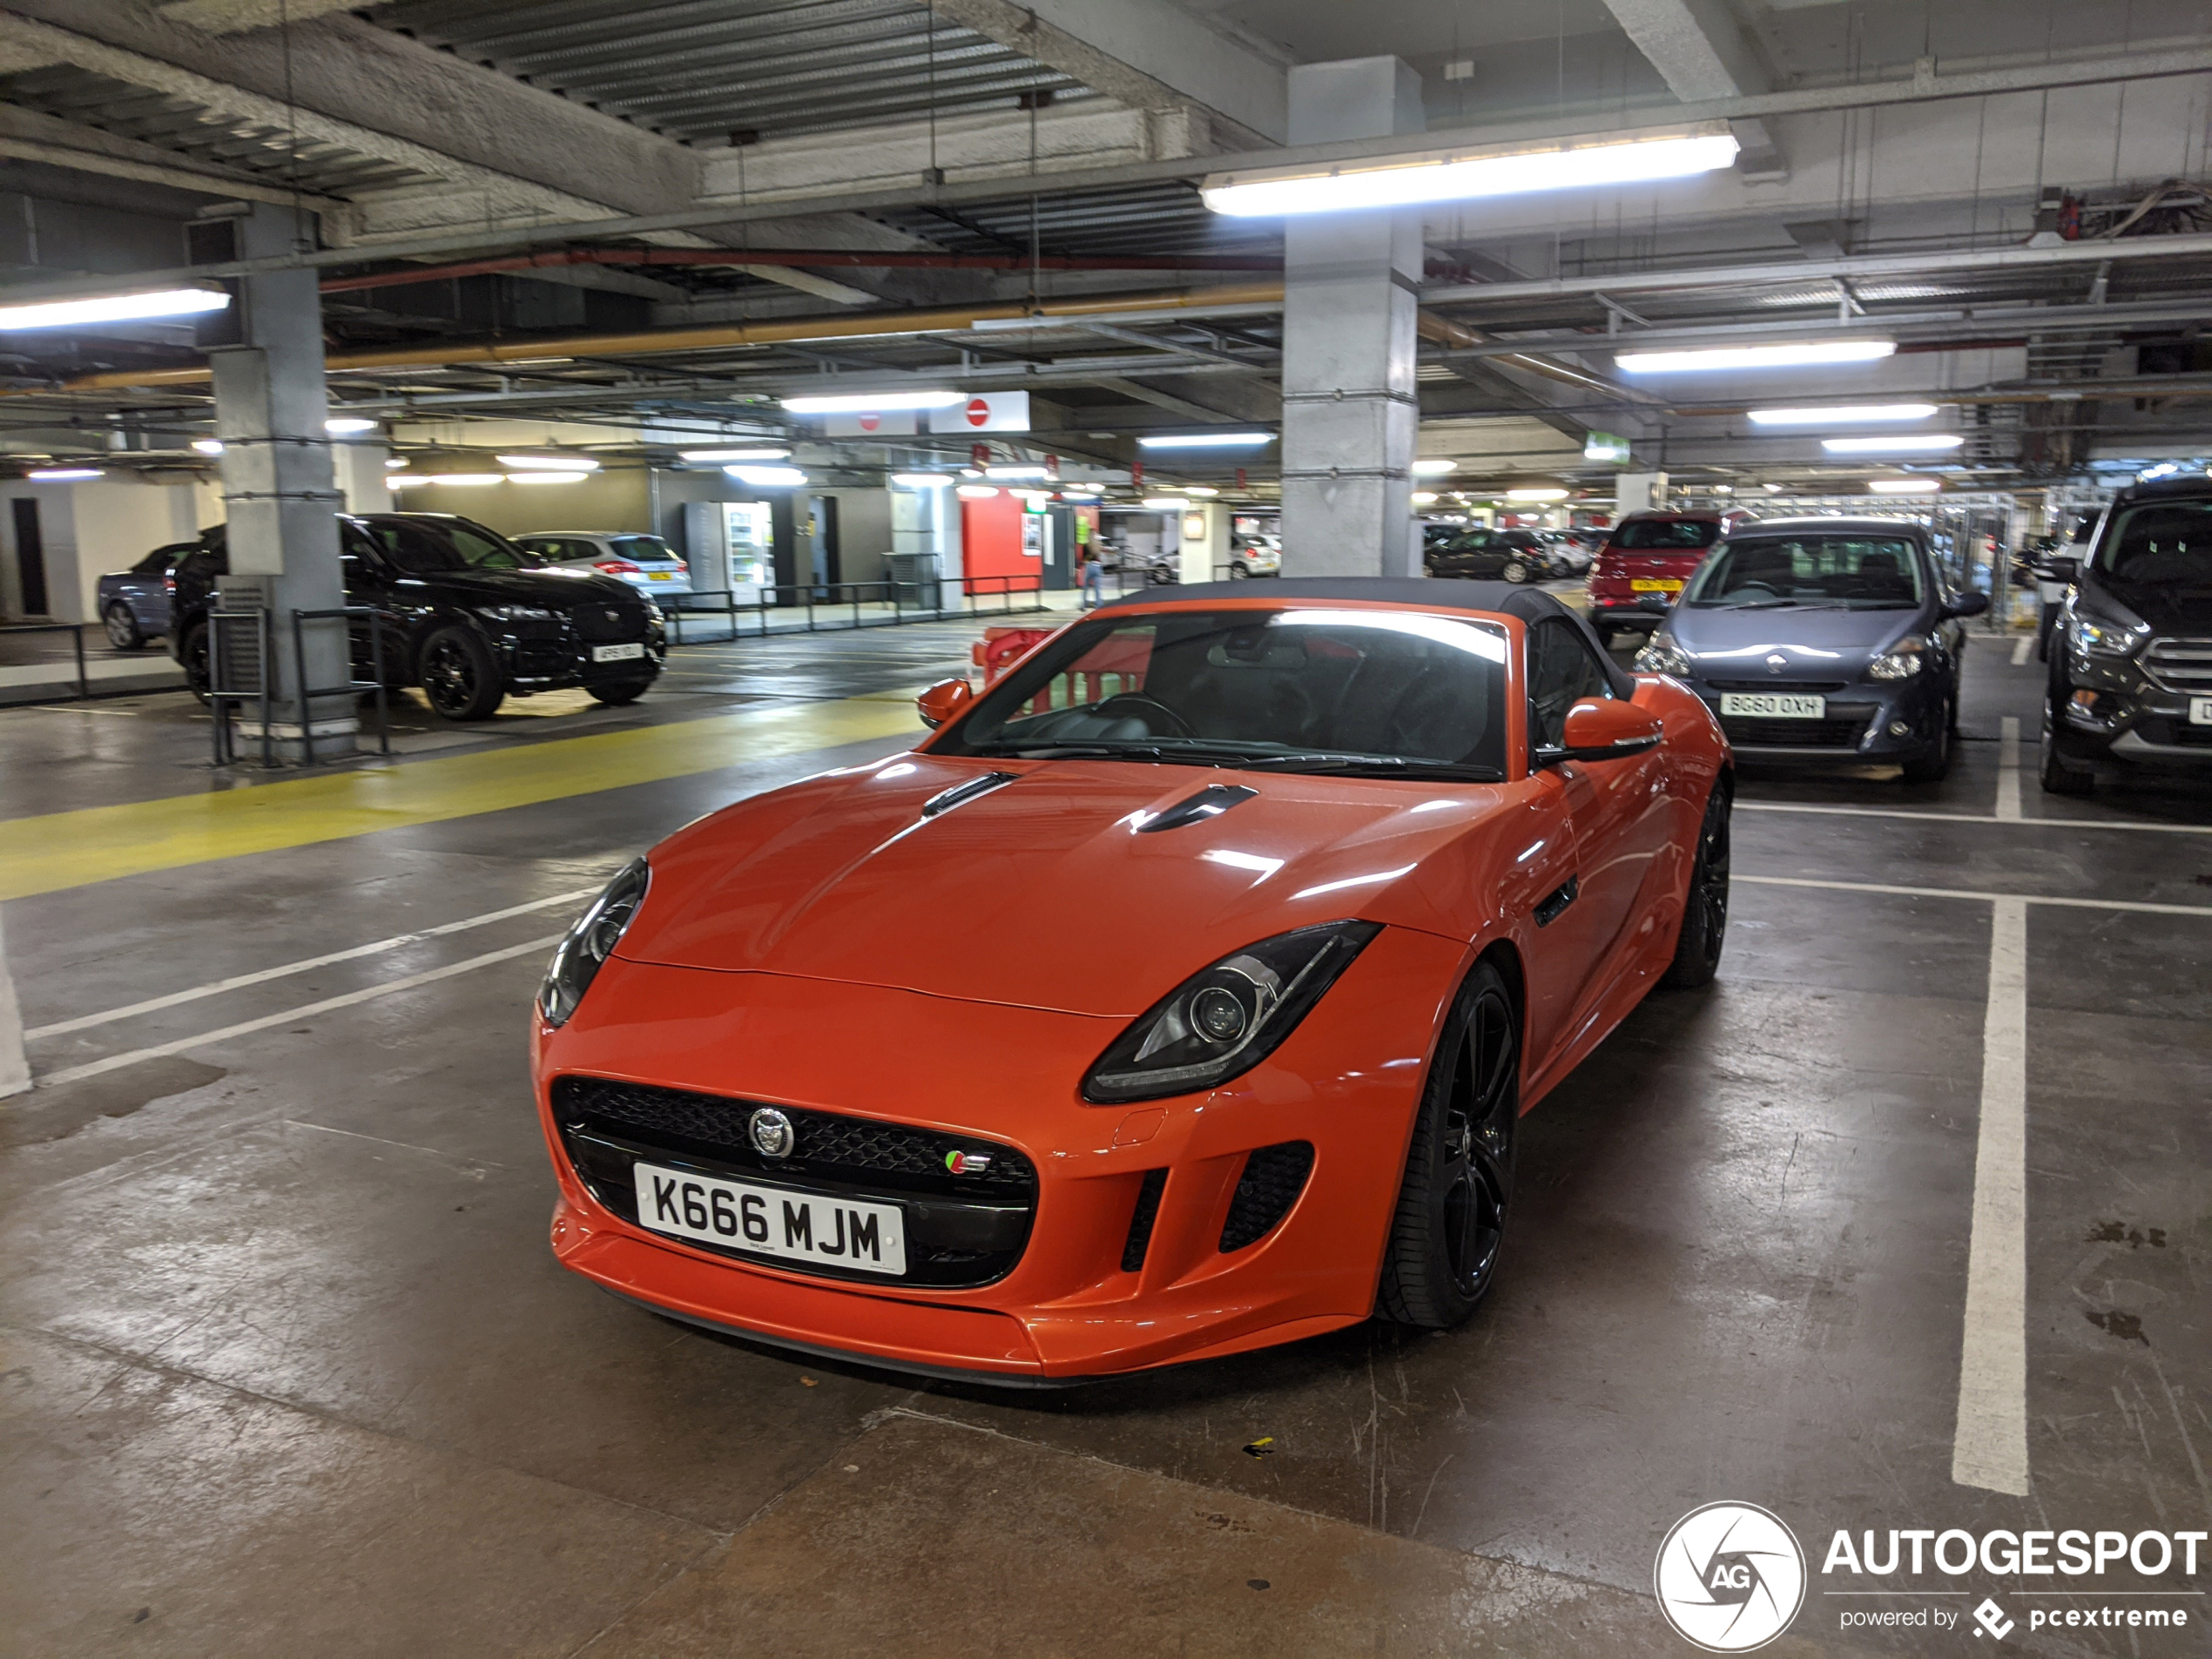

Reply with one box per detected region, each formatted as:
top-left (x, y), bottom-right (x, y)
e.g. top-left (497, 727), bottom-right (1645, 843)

top-left (30, 933), bottom-right (565, 1091)
top-left (2011, 636), bottom-right (2034, 667)
top-left (1737, 802), bottom-right (2212, 835)
top-left (24, 885), bottom-right (604, 1042)
top-left (1737, 873), bottom-right (2212, 919)
top-left (1996, 715), bottom-right (2023, 821)
top-left (1953, 897), bottom-right (2031, 1495)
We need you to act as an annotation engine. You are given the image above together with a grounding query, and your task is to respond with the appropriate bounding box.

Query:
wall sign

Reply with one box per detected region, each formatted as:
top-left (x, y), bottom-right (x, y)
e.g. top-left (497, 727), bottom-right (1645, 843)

top-left (928, 392), bottom-right (1030, 433)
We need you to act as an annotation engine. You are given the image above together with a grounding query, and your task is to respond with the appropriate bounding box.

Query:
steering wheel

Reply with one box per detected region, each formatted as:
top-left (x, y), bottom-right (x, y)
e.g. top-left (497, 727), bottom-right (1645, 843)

top-left (1729, 581), bottom-right (1783, 598)
top-left (1093, 692), bottom-right (1197, 738)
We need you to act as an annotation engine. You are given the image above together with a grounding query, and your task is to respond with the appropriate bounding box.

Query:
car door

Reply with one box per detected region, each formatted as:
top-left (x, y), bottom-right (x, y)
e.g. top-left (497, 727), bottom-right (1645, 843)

top-left (339, 525), bottom-right (411, 684)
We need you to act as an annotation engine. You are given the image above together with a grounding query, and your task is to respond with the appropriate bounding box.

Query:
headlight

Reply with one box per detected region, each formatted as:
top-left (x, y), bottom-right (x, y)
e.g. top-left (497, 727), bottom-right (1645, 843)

top-left (1867, 634), bottom-right (1929, 680)
top-left (480, 604), bottom-right (558, 624)
top-left (1634, 632), bottom-right (1693, 676)
top-left (1082, 921), bottom-right (1380, 1103)
top-left (2069, 613), bottom-right (2148, 658)
top-left (538, 859), bottom-right (650, 1027)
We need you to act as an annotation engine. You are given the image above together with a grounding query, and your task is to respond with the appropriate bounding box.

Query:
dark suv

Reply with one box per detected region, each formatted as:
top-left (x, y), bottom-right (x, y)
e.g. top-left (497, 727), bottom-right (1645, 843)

top-left (2040, 475), bottom-right (2212, 794)
top-left (169, 511), bottom-right (665, 720)
top-left (1424, 527), bottom-right (1551, 583)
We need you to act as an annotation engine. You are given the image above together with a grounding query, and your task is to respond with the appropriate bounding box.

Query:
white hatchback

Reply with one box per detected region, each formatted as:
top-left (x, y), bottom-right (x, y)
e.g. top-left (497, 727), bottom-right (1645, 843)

top-left (515, 531), bottom-right (692, 596)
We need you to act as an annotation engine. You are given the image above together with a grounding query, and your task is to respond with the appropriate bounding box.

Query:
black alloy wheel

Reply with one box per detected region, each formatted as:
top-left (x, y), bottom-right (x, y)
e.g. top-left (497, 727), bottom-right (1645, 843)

top-left (180, 621), bottom-right (212, 705)
top-left (1899, 705), bottom-right (1952, 784)
top-left (103, 602), bottom-right (145, 651)
top-left (1377, 961), bottom-right (1518, 1328)
top-left (588, 678), bottom-right (651, 706)
top-left (1501, 558), bottom-right (1531, 584)
top-left (418, 624), bottom-right (504, 721)
top-left (2039, 701), bottom-right (2094, 796)
top-left (1662, 780), bottom-right (1731, 988)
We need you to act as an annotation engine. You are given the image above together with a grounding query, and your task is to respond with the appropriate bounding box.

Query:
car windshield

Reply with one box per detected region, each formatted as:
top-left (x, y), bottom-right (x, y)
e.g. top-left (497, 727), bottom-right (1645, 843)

top-left (1611, 518), bottom-right (1720, 550)
top-left (2096, 500), bottom-right (2212, 587)
top-left (1684, 533), bottom-right (1925, 610)
top-left (936, 607), bottom-right (1509, 779)
top-left (361, 518), bottom-right (534, 574)
top-left (609, 535), bottom-right (680, 563)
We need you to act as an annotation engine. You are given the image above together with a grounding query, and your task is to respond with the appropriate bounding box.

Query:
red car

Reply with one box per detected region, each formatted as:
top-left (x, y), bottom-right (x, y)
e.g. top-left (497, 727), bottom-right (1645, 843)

top-left (530, 579), bottom-right (1733, 1382)
top-left (1585, 510), bottom-right (1730, 647)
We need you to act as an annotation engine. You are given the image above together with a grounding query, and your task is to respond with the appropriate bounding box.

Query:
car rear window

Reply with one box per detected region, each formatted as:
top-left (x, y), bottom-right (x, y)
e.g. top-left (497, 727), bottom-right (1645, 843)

top-left (609, 535), bottom-right (682, 564)
top-left (1611, 519), bottom-right (1721, 550)
top-left (1685, 535), bottom-right (1925, 609)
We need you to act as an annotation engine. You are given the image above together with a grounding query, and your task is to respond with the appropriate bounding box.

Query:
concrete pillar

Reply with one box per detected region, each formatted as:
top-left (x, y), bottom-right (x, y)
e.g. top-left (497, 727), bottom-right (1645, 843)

top-left (1179, 502), bottom-right (1228, 583)
top-left (208, 203), bottom-right (354, 760)
top-left (1617, 472), bottom-right (1669, 514)
top-left (334, 440), bottom-right (394, 515)
top-left (1278, 57), bottom-right (1426, 578)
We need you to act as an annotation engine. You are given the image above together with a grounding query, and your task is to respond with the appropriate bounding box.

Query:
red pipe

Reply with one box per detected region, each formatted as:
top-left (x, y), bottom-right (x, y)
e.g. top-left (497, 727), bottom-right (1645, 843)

top-left (320, 246), bottom-right (1283, 293)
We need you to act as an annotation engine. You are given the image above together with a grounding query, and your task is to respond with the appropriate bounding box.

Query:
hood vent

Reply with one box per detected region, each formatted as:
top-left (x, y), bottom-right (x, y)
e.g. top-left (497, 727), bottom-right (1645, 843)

top-left (921, 770), bottom-right (1020, 818)
top-left (1138, 783), bottom-right (1258, 833)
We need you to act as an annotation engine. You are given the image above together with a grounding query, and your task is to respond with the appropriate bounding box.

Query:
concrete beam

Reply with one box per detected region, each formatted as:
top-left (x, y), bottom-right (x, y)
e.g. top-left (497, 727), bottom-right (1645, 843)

top-left (1601, 0), bottom-right (1784, 175)
top-left (928, 0), bottom-right (1289, 145)
top-left (0, 103), bottom-right (344, 211)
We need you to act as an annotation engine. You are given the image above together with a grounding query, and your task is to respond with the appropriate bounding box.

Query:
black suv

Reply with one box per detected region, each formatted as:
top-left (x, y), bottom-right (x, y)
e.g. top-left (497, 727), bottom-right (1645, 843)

top-left (169, 511), bottom-right (665, 720)
top-left (2041, 475), bottom-right (2212, 794)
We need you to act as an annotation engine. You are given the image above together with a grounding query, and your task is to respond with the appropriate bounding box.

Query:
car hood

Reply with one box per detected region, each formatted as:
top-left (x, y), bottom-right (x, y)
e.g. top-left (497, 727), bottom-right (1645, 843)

top-left (401, 567), bottom-right (637, 607)
top-left (1669, 604), bottom-right (1924, 673)
top-left (2087, 574), bottom-right (2212, 633)
top-left (617, 755), bottom-right (1513, 1017)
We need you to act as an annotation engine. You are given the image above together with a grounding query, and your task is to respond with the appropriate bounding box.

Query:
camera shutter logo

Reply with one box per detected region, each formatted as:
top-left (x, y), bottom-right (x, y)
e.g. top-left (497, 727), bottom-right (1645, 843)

top-left (1654, 1502), bottom-right (1807, 1652)
top-left (1973, 1598), bottom-right (2014, 1640)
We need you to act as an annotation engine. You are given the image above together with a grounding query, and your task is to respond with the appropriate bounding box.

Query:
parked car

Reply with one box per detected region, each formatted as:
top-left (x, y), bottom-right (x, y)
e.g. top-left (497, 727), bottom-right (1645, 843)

top-left (512, 530), bottom-right (691, 597)
top-left (1635, 516), bottom-right (1985, 783)
top-left (1537, 531), bottom-right (1592, 578)
top-left (1586, 511), bottom-right (1728, 645)
top-left (1425, 527), bottom-right (1550, 583)
top-left (96, 541), bottom-right (195, 650)
top-left (2040, 473), bottom-right (2212, 795)
top-left (169, 511), bottom-right (665, 721)
top-left (529, 577), bottom-right (1731, 1380)
top-left (1229, 533), bottom-right (1282, 578)
top-left (1098, 543), bottom-right (1178, 584)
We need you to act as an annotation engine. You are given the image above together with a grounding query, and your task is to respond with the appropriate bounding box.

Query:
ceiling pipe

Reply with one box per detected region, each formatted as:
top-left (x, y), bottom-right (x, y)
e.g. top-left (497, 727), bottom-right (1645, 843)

top-left (1414, 313), bottom-right (1665, 405)
top-left (320, 248), bottom-right (1284, 293)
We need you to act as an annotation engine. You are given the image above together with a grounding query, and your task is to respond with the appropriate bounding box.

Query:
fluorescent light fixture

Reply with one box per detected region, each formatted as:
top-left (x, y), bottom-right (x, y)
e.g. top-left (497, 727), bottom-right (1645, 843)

top-left (984, 464), bottom-right (1049, 479)
top-left (1182, 485), bottom-right (1221, 496)
top-left (1749, 403), bottom-right (1938, 427)
top-left (385, 457), bottom-right (409, 469)
top-left (1412, 492), bottom-right (1440, 504)
top-left (325, 417), bottom-right (378, 435)
top-left (498, 453), bottom-right (600, 470)
top-left (1506, 487), bottom-right (1568, 502)
top-left (1057, 487), bottom-right (1101, 499)
top-left (1410, 458), bottom-right (1458, 475)
top-left (0, 286), bottom-right (229, 331)
top-left (386, 474), bottom-right (425, 486)
top-left (725, 464), bottom-right (806, 488)
top-left (955, 484), bottom-right (999, 500)
top-left (678, 446), bottom-right (790, 462)
top-left (1137, 432), bottom-right (1274, 448)
top-left (780, 390), bottom-right (962, 414)
top-left (27, 467), bottom-right (103, 481)
top-left (891, 472), bottom-right (955, 488)
top-left (505, 470), bottom-right (590, 484)
top-left (428, 473), bottom-right (502, 486)
top-left (191, 438), bottom-right (225, 455)
top-left (1868, 477), bottom-right (1941, 494)
top-left (1821, 435), bottom-right (1965, 455)
top-left (1203, 123), bottom-right (1737, 217)
top-left (1142, 496), bottom-right (1190, 509)
top-left (1618, 340), bottom-right (1896, 373)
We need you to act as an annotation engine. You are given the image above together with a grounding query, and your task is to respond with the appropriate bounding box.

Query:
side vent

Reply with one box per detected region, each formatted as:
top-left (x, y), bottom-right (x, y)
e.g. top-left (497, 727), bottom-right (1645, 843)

top-left (1137, 783), bottom-right (1258, 833)
top-left (921, 770), bottom-right (1019, 817)
top-left (1121, 1168), bottom-right (1168, 1272)
top-left (1218, 1142), bottom-right (1314, 1252)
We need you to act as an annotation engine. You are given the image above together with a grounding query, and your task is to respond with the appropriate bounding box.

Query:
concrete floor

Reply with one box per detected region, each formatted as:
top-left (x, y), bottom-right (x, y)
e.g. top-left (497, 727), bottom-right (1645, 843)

top-left (2, 614), bottom-right (2207, 1656)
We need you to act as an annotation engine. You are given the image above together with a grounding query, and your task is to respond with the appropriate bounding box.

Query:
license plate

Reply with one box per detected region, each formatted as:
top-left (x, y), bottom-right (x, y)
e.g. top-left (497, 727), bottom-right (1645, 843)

top-left (1720, 692), bottom-right (1826, 718)
top-left (592, 642), bottom-right (645, 663)
top-left (648, 571), bottom-right (677, 581)
top-left (1630, 578), bottom-right (1683, 592)
top-left (2193, 697), bottom-right (2212, 725)
top-left (632, 1162), bottom-right (907, 1275)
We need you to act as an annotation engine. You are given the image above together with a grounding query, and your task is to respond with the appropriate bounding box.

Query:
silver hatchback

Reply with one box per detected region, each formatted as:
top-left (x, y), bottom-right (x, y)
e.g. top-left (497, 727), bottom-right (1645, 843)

top-left (514, 531), bottom-right (691, 597)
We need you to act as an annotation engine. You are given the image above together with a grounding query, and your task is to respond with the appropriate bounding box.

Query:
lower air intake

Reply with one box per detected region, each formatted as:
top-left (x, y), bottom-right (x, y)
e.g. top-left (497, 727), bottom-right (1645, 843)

top-left (1121, 1168), bottom-right (1167, 1273)
top-left (1219, 1142), bottom-right (1313, 1252)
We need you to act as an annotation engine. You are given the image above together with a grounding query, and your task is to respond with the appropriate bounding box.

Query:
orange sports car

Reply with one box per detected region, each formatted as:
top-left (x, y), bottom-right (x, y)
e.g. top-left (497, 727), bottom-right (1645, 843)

top-left (530, 579), bottom-right (1732, 1381)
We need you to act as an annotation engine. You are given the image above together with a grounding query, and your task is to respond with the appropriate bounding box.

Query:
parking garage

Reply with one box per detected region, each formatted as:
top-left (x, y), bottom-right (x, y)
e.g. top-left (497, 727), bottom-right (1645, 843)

top-left (3, 3), bottom-right (2209, 1656)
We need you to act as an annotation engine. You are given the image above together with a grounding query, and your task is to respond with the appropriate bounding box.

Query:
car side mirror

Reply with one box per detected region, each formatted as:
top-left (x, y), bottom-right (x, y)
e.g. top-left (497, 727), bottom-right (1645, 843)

top-left (1636, 593), bottom-right (1673, 614)
top-left (2045, 556), bottom-right (2080, 585)
top-left (916, 677), bottom-right (974, 730)
top-left (1543, 698), bottom-right (1664, 765)
top-left (1943, 590), bottom-right (1990, 619)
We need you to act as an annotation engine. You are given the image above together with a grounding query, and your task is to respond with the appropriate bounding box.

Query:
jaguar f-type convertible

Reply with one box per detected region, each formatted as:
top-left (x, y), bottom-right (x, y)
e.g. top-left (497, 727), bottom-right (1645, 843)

top-left (530, 579), bottom-right (1732, 1382)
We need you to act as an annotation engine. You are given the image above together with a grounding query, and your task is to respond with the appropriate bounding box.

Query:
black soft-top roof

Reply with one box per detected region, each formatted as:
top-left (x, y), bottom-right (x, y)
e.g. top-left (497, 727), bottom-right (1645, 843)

top-left (1100, 577), bottom-right (1634, 696)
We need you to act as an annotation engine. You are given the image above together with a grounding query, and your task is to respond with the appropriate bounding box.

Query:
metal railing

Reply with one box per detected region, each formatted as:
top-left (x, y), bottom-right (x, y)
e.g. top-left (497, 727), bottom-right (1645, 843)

top-left (0, 620), bottom-right (92, 701)
top-left (662, 574), bottom-right (1046, 645)
top-left (291, 606), bottom-right (392, 765)
top-left (207, 606), bottom-right (273, 767)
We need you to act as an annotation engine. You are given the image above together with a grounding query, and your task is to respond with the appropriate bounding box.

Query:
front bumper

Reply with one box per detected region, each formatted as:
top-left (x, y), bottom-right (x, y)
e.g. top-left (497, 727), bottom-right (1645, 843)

top-left (531, 926), bottom-right (1467, 1380)
top-left (2049, 686), bottom-right (2212, 772)
top-left (1683, 672), bottom-right (1947, 760)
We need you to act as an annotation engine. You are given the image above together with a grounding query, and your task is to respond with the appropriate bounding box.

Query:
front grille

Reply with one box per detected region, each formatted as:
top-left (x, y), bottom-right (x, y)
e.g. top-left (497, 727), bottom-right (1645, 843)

top-left (570, 602), bottom-right (647, 644)
top-left (1219, 1142), bottom-right (1313, 1252)
top-left (553, 1076), bottom-right (1035, 1288)
top-left (1121, 1169), bottom-right (1166, 1273)
top-left (1704, 678), bottom-right (1851, 694)
top-left (1720, 711), bottom-right (1872, 749)
top-left (2143, 637), bottom-right (2212, 695)
top-left (2135, 716), bottom-right (2212, 747)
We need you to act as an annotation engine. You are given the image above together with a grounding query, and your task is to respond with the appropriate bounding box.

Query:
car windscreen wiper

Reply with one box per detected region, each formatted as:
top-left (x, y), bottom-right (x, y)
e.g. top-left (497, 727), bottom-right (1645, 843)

top-left (964, 740), bottom-right (1184, 761)
top-left (1231, 752), bottom-right (1506, 782)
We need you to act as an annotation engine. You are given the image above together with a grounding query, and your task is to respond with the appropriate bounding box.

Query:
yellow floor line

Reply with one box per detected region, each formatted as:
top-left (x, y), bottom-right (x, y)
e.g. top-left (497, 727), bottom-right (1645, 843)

top-left (0, 696), bottom-right (920, 902)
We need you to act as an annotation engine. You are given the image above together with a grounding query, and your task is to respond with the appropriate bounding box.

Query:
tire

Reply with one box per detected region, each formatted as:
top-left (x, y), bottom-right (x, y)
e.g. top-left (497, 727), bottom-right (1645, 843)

top-left (1899, 708), bottom-right (1952, 784)
top-left (417, 624), bottom-right (505, 721)
top-left (2039, 703), bottom-right (2094, 796)
top-left (179, 621), bottom-right (211, 705)
top-left (1376, 961), bottom-right (1517, 1330)
top-left (1229, 562), bottom-right (1251, 580)
top-left (103, 602), bottom-right (145, 651)
top-left (588, 678), bottom-right (651, 706)
top-left (1662, 780), bottom-right (1730, 990)
top-left (1501, 559), bottom-right (1531, 584)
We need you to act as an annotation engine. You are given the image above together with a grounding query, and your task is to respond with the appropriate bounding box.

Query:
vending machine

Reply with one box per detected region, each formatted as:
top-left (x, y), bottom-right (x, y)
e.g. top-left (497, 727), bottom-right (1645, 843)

top-left (683, 500), bottom-right (775, 601)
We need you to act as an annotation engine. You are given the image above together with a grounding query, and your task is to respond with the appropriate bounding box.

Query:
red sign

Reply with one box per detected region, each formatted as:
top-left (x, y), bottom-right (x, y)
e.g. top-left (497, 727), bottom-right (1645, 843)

top-left (1131, 460), bottom-right (1143, 488)
top-left (964, 397), bottom-right (991, 428)
top-left (858, 412), bottom-right (880, 432)
top-left (1236, 468), bottom-right (1247, 489)
top-left (971, 442), bottom-right (991, 468)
